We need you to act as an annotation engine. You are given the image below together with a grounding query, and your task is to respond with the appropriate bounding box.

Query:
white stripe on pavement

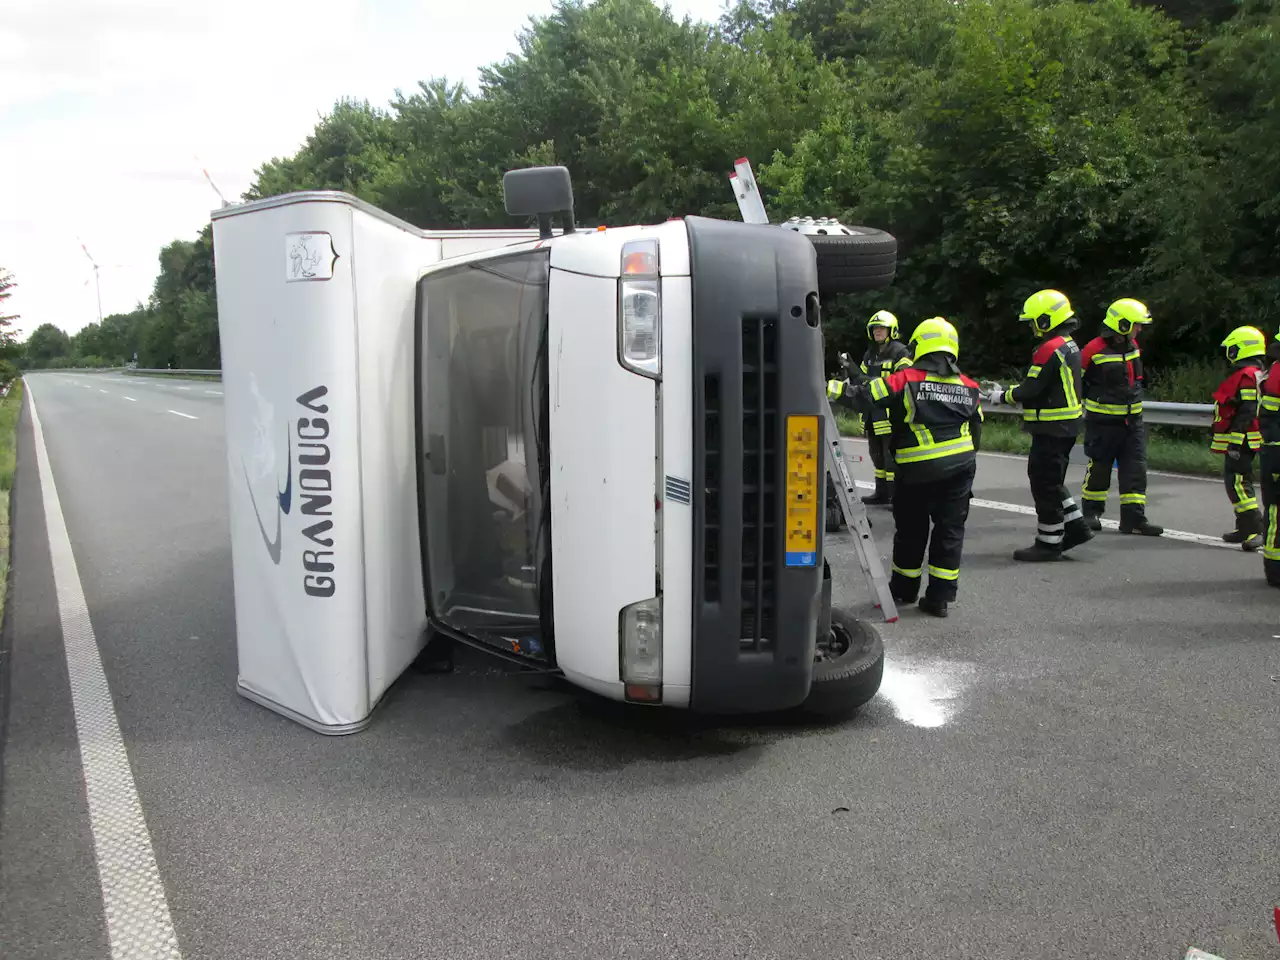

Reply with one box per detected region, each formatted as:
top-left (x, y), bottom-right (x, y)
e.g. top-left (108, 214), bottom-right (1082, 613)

top-left (99, 389), bottom-right (108, 394)
top-left (167, 410), bottom-right (197, 420)
top-left (204, 390), bottom-right (222, 396)
top-left (27, 387), bottom-right (185, 960)
top-left (124, 397), bottom-right (137, 402)
top-left (851, 480), bottom-right (1245, 551)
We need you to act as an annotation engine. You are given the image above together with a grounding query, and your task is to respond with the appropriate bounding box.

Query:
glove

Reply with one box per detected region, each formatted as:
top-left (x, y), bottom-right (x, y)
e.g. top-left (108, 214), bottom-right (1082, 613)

top-left (826, 379), bottom-right (845, 401)
top-left (1227, 443), bottom-right (1242, 461)
top-left (985, 383), bottom-right (1004, 406)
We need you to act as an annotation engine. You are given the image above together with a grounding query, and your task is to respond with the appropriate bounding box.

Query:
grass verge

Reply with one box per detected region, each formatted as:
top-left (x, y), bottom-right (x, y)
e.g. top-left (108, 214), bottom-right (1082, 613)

top-left (0, 379), bottom-right (24, 612)
top-left (836, 409), bottom-right (1220, 476)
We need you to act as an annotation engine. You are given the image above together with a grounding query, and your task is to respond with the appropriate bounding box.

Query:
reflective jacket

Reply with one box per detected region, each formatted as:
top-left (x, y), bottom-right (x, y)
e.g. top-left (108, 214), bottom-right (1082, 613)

top-left (1001, 323), bottom-right (1084, 437)
top-left (858, 341), bottom-right (912, 436)
top-left (861, 354), bottom-right (984, 483)
top-left (1211, 357), bottom-right (1265, 454)
top-left (1257, 357), bottom-right (1280, 449)
top-left (1080, 333), bottom-right (1143, 423)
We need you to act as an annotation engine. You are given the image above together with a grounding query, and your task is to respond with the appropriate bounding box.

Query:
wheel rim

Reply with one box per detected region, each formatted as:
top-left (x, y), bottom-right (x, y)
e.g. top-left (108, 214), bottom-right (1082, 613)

top-left (816, 619), bottom-right (852, 663)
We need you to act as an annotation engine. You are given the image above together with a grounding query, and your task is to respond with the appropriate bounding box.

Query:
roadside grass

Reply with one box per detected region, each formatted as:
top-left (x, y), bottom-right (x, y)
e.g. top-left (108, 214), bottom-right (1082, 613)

top-left (0, 379), bottom-right (25, 612)
top-left (835, 408), bottom-right (1220, 476)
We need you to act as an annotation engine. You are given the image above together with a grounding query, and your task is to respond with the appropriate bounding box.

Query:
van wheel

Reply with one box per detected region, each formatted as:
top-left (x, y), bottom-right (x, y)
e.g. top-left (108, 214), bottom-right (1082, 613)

top-left (800, 608), bottom-right (884, 719)
top-left (807, 230), bottom-right (897, 295)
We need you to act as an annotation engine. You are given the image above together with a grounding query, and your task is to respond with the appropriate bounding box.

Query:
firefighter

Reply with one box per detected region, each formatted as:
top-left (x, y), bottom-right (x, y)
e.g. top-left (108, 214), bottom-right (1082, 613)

top-left (1077, 298), bottom-right (1163, 536)
top-left (827, 316), bottom-right (983, 618)
top-left (983, 288), bottom-right (1093, 561)
top-left (1258, 326), bottom-right (1280, 585)
top-left (854, 310), bottom-right (913, 505)
top-left (1212, 325), bottom-right (1267, 550)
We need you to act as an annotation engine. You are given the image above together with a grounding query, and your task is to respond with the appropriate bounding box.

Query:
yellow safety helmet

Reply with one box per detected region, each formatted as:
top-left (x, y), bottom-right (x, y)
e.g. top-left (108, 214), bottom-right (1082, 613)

top-left (1103, 298), bottom-right (1152, 336)
top-left (867, 309), bottom-right (899, 339)
top-left (1221, 325), bottom-right (1266, 362)
top-left (1019, 288), bottom-right (1075, 335)
top-left (908, 317), bottom-right (959, 362)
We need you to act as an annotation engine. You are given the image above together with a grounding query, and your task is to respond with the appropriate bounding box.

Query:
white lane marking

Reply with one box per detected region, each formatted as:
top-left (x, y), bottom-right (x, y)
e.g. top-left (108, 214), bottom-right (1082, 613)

top-left (99, 389), bottom-right (109, 394)
top-left (167, 410), bottom-right (197, 420)
top-left (851, 479), bottom-right (1247, 552)
top-left (27, 386), bottom-right (185, 959)
top-left (204, 390), bottom-right (222, 396)
top-left (176, 386), bottom-right (190, 391)
top-left (124, 397), bottom-right (137, 402)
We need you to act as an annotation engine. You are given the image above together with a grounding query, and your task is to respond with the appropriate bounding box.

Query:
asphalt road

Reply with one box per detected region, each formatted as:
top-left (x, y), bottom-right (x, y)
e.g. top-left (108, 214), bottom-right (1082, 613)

top-left (2, 371), bottom-right (1278, 960)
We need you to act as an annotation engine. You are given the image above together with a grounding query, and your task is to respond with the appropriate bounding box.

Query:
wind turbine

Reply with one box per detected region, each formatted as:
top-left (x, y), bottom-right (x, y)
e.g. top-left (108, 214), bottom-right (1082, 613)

top-left (75, 237), bottom-right (127, 325)
top-left (195, 153), bottom-right (230, 209)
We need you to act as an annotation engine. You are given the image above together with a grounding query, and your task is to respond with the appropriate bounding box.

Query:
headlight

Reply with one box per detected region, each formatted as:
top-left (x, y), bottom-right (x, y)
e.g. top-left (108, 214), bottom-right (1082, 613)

top-left (619, 596), bottom-right (662, 701)
top-left (618, 239), bottom-right (661, 379)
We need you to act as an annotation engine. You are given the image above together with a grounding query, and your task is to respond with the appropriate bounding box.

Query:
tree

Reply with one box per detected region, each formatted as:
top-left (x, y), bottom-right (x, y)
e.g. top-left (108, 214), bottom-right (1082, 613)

top-left (24, 323), bottom-right (72, 368)
top-left (0, 269), bottom-right (21, 361)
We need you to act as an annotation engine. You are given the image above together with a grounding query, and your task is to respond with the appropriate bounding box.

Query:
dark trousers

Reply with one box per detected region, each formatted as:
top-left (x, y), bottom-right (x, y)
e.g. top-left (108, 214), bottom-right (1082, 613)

top-left (1261, 447), bottom-right (1280, 584)
top-left (863, 416), bottom-right (897, 484)
top-left (1081, 418), bottom-right (1148, 522)
top-left (1223, 447), bottom-right (1260, 516)
top-left (1028, 433), bottom-right (1084, 549)
top-left (888, 460), bottom-right (976, 604)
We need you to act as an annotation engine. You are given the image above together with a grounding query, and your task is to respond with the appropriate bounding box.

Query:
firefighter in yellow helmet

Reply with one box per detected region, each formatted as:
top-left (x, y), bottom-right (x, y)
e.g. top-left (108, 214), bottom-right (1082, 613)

top-left (1211, 325), bottom-right (1267, 549)
top-left (983, 289), bottom-right (1092, 561)
top-left (1258, 324), bottom-right (1280, 584)
top-left (828, 317), bottom-right (983, 618)
top-left (855, 310), bottom-right (912, 504)
top-left (1077, 298), bottom-right (1163, 536)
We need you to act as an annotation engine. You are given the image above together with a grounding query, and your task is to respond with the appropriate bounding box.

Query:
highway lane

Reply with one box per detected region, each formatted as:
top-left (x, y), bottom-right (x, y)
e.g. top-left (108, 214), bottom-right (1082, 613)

top-left (2, 372), bottom-right (1278, 960)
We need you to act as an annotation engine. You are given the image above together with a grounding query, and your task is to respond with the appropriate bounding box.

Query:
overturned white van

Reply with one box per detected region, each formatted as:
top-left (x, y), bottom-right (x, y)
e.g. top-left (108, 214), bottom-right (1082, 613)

top-left (211, 166), bottom-right (895, 735)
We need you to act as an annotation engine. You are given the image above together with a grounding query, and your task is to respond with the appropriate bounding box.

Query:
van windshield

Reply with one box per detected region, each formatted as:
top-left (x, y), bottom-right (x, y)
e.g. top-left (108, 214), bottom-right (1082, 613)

top-left (416, 248), bottom-right (551, 659)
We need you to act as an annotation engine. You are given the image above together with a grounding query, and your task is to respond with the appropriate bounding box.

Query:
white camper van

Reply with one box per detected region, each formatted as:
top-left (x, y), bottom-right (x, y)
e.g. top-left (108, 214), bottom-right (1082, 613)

top-left (211, 165), bottom-right (896, 735)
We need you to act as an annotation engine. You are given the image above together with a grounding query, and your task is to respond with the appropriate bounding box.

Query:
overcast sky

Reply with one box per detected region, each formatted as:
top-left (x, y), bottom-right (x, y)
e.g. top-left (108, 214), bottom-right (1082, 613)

top-left (0, 0), bottom-right (729, 340)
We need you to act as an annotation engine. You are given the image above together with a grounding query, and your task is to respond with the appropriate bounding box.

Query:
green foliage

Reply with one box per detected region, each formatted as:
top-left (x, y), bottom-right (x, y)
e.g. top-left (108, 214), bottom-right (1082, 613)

top-left (86, 0), bottom-right (1280, 404)
top-left (0, 269), bottom-right (22, 364)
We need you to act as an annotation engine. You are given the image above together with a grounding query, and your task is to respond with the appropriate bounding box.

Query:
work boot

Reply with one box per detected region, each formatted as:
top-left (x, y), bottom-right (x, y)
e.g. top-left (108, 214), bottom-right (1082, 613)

top-left (1081, 502), bottom-right (1103, 532)
top-left (861, 478), bottom-right (891, 505)
top-left (1013, 542), bottom-right (1063, 562)
top-left (1224, 509), bottom-right (1263, 550)
top-left (1061, 520), bottom-right (1095, 551)
top-left (1119, 510), bottom-right (1163, 537)
top-left (918, 596), bottom-right (948, 618)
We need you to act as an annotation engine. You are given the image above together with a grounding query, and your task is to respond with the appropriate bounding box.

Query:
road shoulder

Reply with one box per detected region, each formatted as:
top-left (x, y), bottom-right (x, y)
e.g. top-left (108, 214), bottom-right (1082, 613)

top-left (0, 383), bottom-right (110, 960)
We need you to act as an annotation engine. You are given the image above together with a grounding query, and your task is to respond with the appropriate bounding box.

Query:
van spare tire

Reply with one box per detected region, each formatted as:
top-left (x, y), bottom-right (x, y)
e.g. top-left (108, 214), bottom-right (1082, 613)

top-left (800, 607), bottom-right (885, 720)
top-left (780, 217), bottom-right (897, 295)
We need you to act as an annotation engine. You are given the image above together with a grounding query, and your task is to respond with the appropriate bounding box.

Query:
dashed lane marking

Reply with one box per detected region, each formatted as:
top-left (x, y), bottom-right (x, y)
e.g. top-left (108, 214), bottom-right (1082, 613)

top-left (167, 410), bottom-right (197, 420)
top-left (27, 385), bottom-right (185, 959)
top-left (124, 397), bottom-right (137, 402)
top-left (204, 390), bottom-right (222, 396)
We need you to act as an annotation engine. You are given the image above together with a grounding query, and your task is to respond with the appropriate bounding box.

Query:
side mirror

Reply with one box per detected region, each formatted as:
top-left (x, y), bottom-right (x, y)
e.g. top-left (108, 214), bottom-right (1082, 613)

top-left (502, 166), bottom-right (577, 239)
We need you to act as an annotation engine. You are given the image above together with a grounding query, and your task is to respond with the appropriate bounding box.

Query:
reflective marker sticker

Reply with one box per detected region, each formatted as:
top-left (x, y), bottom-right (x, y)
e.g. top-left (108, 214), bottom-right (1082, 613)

top-left (785, 414), bottom-right (819, 567)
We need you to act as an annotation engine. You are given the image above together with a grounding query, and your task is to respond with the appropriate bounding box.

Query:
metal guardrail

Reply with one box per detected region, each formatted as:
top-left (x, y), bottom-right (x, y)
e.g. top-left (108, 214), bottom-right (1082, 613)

top-left (70, 365), bottom-right (1216, 425)
top-left (125, 368), bottom-right (223, 380)
top-left (982, 399), bottom-right (1214, 428)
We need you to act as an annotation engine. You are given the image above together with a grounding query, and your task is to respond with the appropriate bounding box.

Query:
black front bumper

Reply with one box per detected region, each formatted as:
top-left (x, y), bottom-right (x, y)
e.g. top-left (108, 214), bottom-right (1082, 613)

top-left (685, 216), bottom-right (827, 713)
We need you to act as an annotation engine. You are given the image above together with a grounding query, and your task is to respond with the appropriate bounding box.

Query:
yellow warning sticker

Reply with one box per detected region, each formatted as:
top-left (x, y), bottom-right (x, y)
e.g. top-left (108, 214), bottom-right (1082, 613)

top-left (785, 415), bottom-right (819, 567)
